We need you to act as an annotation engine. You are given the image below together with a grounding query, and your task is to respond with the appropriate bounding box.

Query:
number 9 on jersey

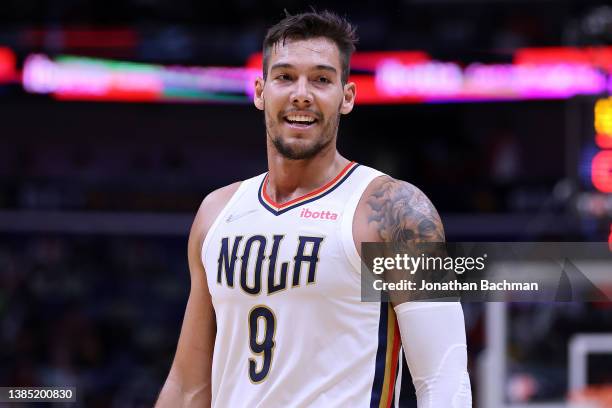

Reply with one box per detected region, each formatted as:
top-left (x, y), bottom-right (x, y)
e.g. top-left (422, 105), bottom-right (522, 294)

top-left (248, 305), bottom-right (276, 383)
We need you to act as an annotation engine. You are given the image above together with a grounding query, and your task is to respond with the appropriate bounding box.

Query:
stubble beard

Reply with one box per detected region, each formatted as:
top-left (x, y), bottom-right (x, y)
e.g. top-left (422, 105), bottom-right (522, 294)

top-left (266, 110), bottom-right (341, 161)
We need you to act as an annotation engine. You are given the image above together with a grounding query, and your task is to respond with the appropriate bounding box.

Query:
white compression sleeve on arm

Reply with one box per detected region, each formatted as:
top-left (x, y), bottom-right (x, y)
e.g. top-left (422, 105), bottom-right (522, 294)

top-left (394, 302), bottom-right (472, 408)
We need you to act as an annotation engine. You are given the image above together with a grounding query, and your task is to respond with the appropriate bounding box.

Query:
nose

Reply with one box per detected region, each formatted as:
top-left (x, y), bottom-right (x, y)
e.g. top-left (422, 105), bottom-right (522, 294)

top-left (290, 76), bottom-right (312, 107)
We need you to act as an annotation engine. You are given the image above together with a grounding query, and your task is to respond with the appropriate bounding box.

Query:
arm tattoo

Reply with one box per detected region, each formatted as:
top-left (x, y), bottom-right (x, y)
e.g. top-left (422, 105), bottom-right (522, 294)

top-left (366, 176), bottom-right (445, 244)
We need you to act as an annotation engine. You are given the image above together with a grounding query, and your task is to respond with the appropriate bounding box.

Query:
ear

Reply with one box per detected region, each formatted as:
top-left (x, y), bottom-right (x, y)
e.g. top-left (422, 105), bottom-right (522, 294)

top-left (254, 77), bottom-right (265, 111)
top-left (340, 81), bottom-right (356, 115)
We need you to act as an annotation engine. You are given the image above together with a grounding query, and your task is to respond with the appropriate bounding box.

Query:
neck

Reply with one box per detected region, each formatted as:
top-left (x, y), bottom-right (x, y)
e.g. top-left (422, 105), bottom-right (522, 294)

top-left (265, 138), bottom-right (350, 205)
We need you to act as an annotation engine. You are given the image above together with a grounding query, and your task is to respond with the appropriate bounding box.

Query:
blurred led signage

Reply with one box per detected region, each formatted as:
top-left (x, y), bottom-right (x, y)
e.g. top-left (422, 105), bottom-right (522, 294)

top-left (21, 46), bottom-right (612, 104)
top-left (595, 97), bottom-right (612, 149)
top-left (592, 150), bottom-right (612, 193)
top-left (0, 47), bottom-right (16, 83)
top-left (374, 60), bottom-right (605, 102)
top-left (592, 97), bottom-right (612, 196)
top-left (23, 54), bottom-right (258, 102)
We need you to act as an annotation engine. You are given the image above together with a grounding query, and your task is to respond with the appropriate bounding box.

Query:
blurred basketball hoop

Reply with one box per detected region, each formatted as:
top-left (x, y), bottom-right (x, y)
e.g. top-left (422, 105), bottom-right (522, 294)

top-left (568, 335), bottom-right (612, 408)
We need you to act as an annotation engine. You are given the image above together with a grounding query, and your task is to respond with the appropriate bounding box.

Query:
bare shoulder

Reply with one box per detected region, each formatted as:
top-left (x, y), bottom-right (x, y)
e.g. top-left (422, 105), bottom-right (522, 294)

top-left (193, 182), bottom-right (242, 236)
top-left (189, 182), bottom-right (242, 269)
top-left (354, 175), bottom-right (445, 247)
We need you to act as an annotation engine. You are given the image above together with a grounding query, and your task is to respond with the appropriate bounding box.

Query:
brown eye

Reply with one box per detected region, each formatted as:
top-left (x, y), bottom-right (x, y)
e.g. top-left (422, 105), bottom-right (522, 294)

top-left (277, 74), bottom-right (291, 81)
top-left (317, 77), bottom-right (330, 83)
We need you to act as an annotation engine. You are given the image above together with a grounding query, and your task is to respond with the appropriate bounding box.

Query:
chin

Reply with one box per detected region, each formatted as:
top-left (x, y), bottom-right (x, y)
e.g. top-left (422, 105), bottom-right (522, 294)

top-left (285, 142), bottom-right (315, 154)
top-left (279, 132), bottom-right (319, 146)
top-left (283, 128), bottom-right (318, 139)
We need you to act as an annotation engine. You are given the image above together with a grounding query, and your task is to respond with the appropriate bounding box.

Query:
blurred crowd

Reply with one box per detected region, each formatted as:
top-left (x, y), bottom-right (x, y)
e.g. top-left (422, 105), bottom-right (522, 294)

top-left (0, 235), bottom-right (189, 407)
top-left (0, 101), bottom-right (573, 217)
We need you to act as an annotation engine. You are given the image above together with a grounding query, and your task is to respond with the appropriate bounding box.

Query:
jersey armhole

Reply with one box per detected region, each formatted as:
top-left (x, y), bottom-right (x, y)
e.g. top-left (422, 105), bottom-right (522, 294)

top-left (200, 178), bottom-right (253, 266)
top-left (339, 170), bottom-right (385, 280)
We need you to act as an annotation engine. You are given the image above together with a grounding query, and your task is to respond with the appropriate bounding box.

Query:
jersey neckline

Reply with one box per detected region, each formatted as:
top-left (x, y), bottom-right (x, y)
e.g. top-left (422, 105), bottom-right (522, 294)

top-left (258, 161), bottom-right (360, 216)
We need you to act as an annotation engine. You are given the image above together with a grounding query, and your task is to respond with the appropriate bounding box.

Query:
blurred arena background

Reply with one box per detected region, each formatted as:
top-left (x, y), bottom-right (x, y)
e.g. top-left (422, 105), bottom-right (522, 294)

top-left (0, 0), bottom-right (611, 407)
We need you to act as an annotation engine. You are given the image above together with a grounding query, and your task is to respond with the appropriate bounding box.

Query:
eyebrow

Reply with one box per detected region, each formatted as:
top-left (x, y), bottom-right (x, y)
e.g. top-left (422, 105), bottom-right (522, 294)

top-left (270, 63), bottom-right (338, 74)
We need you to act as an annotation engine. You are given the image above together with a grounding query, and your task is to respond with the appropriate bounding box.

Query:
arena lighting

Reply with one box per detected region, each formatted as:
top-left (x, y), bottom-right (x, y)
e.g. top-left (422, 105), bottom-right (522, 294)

top-left (591, 150), bottom-right (612, 193)
top-left (595, 97), bottom-right (612, 149)
top-left (374, 60), bottom-right (607, 101)
top-left (595, 134), bottom-right (612, 150)
top-left (20, 46), bottom-right (612, 104)
top-left (514, 47), bottom-right (612, 72)
top-left (22, 54), bottom-right (258, 102)
top-left (0, 47), bottom-right (16, 83)
top-left (22, 54), bottom-right (162, 100)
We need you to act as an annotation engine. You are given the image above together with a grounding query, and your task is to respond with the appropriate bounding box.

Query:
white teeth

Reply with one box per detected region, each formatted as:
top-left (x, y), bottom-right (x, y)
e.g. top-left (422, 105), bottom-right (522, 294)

top-left (286, 115), bottom-right (315, 123)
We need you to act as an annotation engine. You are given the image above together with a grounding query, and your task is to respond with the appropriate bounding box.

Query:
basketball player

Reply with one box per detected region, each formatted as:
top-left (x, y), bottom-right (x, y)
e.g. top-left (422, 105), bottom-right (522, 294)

top-left (156, 10), bottom-right (471, 408)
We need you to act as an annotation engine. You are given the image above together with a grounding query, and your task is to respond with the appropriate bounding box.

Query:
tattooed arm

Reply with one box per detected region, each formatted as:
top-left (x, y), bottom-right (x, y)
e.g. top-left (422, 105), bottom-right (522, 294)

top-left (362, 175), bottom-right (445, 245)
top-left (354, 175), bottom-right (472, 408)
top-left (355, 175), bottom-right (446, 303)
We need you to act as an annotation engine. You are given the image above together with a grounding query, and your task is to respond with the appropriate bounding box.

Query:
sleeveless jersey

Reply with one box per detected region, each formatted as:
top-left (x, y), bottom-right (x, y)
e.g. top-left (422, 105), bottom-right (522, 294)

top-left (202, 162), bottom-right (403, 408)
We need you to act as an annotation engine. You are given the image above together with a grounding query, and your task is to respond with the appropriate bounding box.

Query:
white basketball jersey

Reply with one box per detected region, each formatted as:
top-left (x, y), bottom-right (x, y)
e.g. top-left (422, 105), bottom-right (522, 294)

top-left (202, 162), bottom-right (402, 408)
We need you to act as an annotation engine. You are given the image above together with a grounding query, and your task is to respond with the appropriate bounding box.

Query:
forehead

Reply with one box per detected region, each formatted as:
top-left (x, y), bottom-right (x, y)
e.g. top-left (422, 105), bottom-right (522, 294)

top-left (269, 37), bottom-right (341, 72)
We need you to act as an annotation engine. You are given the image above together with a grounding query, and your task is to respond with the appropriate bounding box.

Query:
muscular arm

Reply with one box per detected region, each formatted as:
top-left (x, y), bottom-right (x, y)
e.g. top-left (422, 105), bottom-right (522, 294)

top-left (355, 176), bottom-right (446, 303)
top-left (156, 183), bottom-right (240, 408)
top-left (363, 176), bottom-right (445, 245)
top-left (356, 176), bottom-right (472, 408)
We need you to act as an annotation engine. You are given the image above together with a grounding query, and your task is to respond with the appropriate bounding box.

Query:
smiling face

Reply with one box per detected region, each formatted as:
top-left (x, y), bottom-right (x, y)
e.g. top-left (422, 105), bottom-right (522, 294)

top-left (254, 37), bottom-right (356, 160)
